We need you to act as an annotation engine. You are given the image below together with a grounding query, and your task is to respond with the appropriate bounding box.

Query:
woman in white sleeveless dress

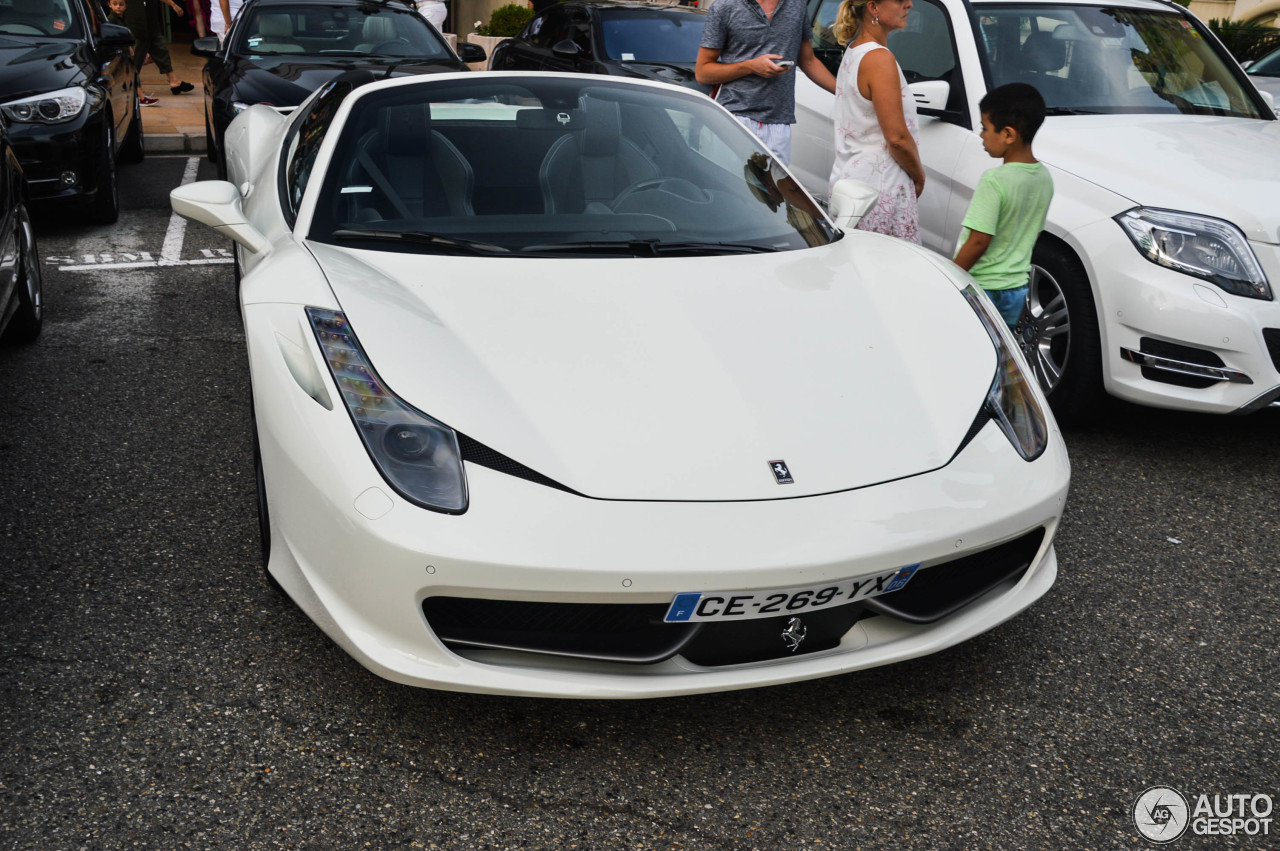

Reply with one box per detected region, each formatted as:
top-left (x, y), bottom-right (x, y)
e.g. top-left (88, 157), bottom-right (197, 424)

top-left (827, 0), bottom-right (925, 243)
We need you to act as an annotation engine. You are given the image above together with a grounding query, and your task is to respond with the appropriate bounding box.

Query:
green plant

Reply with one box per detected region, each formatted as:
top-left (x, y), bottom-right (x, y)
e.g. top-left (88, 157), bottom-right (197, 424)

top-left (475, 3), bottom-right (533, 37)
top-left (1206, 17), bottom-right (1280, 63)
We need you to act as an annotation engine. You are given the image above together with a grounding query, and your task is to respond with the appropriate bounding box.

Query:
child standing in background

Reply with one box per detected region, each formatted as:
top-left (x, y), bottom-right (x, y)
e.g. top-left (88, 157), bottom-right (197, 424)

top-left (107, 0), bottom-right (159, 106)
top-left (953, 83), bottom-right (1054, 329)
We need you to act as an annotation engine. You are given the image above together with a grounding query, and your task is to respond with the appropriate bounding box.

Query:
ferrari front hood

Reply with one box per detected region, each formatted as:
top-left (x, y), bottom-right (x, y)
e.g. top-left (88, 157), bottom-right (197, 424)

top-left (306, 237), bottom-right (996, 501)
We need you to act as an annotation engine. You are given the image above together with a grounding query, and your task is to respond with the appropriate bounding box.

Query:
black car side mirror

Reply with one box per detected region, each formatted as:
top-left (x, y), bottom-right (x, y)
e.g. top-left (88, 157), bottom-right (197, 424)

top-left (457, 42), bottom-right (487, 63)
top-left (191, 35), bottom-right (221, 58)
top-left (97, 22), bottom-right (134, 52)
top-left (552, 39), bottom-right (582, 59)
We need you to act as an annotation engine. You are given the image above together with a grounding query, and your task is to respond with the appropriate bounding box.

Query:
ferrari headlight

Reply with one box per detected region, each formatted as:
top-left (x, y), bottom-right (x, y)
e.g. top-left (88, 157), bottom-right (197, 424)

top-left (1116, 207), bottom-right (1270, 300)
top-left (1, 87), bottom-right (87, 124)
top-left (961, 286), bottom-right (1049, 462)
top-left (307, 307), bottom-right (468, 514)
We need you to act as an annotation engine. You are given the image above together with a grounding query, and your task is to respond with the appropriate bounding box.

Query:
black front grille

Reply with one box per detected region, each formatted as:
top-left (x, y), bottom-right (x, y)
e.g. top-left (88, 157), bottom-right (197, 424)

top-left (864, 527), bottom-right (1046, 623)
top-left (423, 597), bottom-right (697, 663)
top-left (424, 527), bottom-right (1049, 667)
top-left (1263, 328), bottom-right (1280, 373)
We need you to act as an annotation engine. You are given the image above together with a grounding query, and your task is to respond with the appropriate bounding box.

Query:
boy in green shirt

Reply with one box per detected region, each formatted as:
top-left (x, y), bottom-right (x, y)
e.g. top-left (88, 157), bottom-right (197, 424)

top-left (954, 83), bottom-right (1054, 329)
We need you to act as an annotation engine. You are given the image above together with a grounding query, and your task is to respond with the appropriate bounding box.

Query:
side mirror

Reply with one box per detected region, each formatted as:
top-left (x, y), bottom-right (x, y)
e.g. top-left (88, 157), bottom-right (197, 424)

top-left (191, 35), bottom-right (221, 57)
top-left (908, 80), bottom-right (950, 113)
top-left (1258, 88), bottom-right (1275, 117)
top-left (170, 180), bottom-right (273, 255)
top-left (97, 22), bottom-right (134, 51)
top-left (457, 42), bottom-right (487, 63)
top-left (829, 178), bottom-right (879, 230)
top-left (552, 39), bottom-right (582, 59)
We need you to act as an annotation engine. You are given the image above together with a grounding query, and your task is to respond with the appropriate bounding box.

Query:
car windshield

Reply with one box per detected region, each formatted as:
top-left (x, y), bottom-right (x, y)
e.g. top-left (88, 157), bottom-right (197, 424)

top-left (307, 77), bottom-right (834, 255)
top-left (598, 9), bottom-right (705, 64)
top-left (236, 3), bottom-right (450, 58)
top-left (0, 0), bottom-right (82, 38)
top-left (1247, 47), bottom-right (1280, 76)
top-left (975, 4), bottom-right (1267, 117)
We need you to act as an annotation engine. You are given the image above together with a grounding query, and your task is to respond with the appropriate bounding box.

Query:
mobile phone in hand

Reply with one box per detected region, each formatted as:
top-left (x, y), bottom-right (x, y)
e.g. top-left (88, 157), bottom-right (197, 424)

top-left (775, 60), bottom-right (795, 68)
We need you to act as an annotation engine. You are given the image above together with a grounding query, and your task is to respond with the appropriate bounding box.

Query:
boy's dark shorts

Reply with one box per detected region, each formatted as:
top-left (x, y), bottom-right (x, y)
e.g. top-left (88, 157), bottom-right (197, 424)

top-left (985, 284), bottom-right (1029, 330)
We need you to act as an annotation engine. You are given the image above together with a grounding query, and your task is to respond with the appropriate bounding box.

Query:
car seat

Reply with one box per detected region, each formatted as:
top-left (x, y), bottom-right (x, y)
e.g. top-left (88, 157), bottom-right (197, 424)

top-left (0, 0), bottom-right (58, 34)
top-left (1018, 30), bottom-right (1071, 104)
top-left (346, 103), bottom-right (476, 221)
top-left (252, 13), bottom-right (304, 53)
top-left (537, 95), bottom-right (660, 214)
top-left (355, 15), bottom-right (398, 52)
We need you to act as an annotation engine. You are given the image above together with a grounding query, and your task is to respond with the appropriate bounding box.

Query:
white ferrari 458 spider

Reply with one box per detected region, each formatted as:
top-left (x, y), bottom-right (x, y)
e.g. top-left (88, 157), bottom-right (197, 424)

top-left (171, 71), bottom-right (1070, 698)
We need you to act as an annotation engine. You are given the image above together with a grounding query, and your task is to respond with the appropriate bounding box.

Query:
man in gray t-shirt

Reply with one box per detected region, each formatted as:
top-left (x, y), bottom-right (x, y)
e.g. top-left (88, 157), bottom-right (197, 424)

top-left (695, 0), bottom-right (835, 165)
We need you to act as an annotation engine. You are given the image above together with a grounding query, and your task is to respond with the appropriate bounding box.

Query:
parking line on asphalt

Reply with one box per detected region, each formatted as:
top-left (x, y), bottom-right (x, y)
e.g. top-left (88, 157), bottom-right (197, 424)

top-left (55, 157), bottom-right (235, 272)
top-left (160, 156), bottom-right (201, 263)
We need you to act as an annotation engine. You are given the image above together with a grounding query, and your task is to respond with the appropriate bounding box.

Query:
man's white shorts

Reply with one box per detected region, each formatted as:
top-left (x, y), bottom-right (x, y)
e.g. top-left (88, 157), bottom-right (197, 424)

top-left (734, 116), bottom-right (792, 166)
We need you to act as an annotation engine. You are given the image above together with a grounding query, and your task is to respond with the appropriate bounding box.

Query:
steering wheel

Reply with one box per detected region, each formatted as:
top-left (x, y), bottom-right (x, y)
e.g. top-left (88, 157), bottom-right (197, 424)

top-left (612, 177), bottom-right (708, 209)
top-left (370, 38), bottom-right (413, 55)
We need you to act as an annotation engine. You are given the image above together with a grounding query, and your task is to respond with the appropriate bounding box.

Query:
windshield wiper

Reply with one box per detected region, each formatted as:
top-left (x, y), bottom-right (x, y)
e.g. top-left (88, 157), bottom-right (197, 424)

top-left (1043, 107), bottom-right (1102, 115)
top-left (621, 59), bottom-right (693, 73)
top-left (331, 228), bottom-right (510, 255)
top-left (520, 239), bottom-right (780, 256)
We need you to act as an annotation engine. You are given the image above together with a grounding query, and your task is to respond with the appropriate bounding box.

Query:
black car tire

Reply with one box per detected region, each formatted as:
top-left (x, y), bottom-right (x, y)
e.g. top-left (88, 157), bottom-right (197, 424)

top-left (119, 83), bottom-right (145, 164)
top-left (1023, 238), bottom-right (1106, 425)
top-left (87, 120), bottom-right (120, 224)
top-left (1, 204), bottom-right (43, 344)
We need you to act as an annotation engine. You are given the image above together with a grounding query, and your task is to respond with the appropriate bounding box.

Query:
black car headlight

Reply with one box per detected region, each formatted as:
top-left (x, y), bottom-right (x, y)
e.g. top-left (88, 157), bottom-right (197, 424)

top-left (307, 308), bottom-right (468, 514)
top-left (961, 285), bottom-right (1049, 462)
top-left (1, 86), bottom-right (87, 124)
top-left (1116, 207), bottom-right (1271, 300)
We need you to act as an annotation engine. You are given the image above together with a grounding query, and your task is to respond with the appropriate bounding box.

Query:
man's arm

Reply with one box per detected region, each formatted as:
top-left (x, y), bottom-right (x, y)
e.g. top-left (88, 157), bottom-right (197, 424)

top-left (695, 46), bottom-right (789, 86)
top-left (797, 40), bottom-right (835, 94)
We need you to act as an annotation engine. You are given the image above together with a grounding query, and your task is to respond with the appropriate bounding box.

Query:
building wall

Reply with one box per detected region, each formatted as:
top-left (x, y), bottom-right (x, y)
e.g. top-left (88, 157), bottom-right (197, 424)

top-left (1188, 0), bottom-right (1280, 21)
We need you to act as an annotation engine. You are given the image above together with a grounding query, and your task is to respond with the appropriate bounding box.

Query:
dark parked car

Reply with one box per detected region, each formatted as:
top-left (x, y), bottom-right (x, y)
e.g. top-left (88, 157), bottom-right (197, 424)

top-left (0, 116), bottom-right (41, 345)
top-left (195, 0), bottom-right (485, 173)
top-left (1244, 44), bottom-right (1280, 101)
top-left (489, 1), bottom-right (709, 93)
top-left (0, 0), bottom-right (142, 223)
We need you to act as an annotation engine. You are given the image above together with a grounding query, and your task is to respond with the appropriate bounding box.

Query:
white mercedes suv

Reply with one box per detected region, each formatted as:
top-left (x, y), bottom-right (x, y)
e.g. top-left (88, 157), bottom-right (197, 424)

top-left (793, 0), bottom-right (1280, 420)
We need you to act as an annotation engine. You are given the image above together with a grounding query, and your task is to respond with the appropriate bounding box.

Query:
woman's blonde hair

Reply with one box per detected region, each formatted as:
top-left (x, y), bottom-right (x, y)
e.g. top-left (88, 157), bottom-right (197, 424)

top-left (833, 0), bottom-right (870, 46)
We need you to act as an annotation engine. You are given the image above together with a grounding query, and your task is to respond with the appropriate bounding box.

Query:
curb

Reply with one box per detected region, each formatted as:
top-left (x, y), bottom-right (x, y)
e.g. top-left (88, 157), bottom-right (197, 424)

top-left (145, 133), bottom-right (207, 154)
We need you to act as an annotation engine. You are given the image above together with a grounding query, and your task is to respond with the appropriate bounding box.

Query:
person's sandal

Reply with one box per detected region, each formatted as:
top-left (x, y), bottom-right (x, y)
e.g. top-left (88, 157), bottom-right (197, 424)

top-left (170, 81), bottom-right (194, 95)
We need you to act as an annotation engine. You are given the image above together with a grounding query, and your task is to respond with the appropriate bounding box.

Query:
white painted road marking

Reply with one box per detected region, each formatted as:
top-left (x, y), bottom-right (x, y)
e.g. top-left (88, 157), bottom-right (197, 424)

top-left (50, 157), bottom-right (237, 272)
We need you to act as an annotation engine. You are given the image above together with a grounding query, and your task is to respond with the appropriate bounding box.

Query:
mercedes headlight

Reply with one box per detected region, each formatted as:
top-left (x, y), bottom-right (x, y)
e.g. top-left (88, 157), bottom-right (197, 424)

top-left (961, 285), bottom-right (1049, 462)
top-left (1116, 207), bottom-right (1270, 300)
top-left (1, 87), bottom-right (87, 124)
top-left (307, 308), bottom-right (468, 513)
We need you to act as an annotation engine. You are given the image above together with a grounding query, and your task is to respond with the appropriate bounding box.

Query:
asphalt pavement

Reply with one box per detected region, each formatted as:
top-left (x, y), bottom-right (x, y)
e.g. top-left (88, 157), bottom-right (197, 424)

top-left (0, 156), bottom-right (1277, 849)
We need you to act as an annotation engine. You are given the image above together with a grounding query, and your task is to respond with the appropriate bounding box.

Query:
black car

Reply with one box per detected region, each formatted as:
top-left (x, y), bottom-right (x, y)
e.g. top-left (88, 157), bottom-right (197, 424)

top-left (0, 116), bottom-right (41, 345)
top-left (489, 1), bottom-right (709, 93)
top-left (0, 0), bottom-right (142, 223)
top-left (195, 0), bottom-right (486, 173)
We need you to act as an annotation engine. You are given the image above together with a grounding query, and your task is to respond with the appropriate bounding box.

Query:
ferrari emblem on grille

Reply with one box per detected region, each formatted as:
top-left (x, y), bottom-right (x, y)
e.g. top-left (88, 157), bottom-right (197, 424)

top-left (781, 617), bottom-right (807, 652)
top-left (770, 460), bottom-right (794, 484)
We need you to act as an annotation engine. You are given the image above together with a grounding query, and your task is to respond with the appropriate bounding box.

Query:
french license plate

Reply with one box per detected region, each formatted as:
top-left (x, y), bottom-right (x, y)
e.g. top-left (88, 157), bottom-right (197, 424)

top-left (663, 564), bottom-right (919, 623)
